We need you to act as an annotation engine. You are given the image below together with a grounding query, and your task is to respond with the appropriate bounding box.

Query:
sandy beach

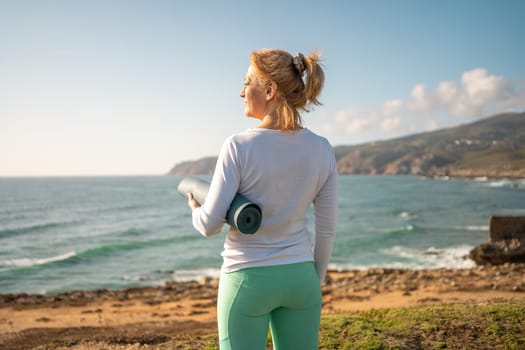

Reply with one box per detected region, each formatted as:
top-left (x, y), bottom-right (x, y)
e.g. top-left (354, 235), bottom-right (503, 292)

top-left (1, 264), bottom-right (525, 349)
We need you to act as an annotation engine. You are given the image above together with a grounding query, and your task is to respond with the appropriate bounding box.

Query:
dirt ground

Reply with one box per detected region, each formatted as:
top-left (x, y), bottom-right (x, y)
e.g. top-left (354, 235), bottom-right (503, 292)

top-left (1, 264), bottom-right (525, 349)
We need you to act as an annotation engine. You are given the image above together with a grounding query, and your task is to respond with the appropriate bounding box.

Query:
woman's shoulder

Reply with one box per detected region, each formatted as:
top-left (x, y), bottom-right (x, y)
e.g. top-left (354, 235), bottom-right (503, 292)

top-left (220, 129), bottom-right (261, 151)
top-left (225, 127), bottom-right (332, 148)
top-left (300, 128), bottom-right (333, 146)
top-left (227, 128), bottom-right (279, 143)
top-left (226, 128), bottom-right (259, 143)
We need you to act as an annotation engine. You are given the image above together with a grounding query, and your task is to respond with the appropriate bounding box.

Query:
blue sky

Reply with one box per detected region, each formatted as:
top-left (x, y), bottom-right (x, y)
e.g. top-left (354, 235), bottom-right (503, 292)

top-left (2, 0), bottom-right (524, 176)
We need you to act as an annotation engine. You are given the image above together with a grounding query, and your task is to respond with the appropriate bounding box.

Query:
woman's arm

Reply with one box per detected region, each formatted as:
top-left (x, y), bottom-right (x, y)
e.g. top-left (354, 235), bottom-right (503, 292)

top-left (190, 137), bottom-right (240, 237)
top-left (313, 157), bottom-right (338, 282)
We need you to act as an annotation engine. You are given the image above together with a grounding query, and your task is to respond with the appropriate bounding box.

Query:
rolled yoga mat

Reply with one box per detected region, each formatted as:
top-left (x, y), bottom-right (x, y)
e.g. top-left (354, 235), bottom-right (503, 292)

top-left (177, 176), bottom-right (262, 234)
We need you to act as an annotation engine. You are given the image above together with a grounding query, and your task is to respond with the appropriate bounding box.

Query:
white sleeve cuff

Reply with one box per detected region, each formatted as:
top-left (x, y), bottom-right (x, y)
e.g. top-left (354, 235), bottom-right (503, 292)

top-left (314, 234), bottom-right (334, 283)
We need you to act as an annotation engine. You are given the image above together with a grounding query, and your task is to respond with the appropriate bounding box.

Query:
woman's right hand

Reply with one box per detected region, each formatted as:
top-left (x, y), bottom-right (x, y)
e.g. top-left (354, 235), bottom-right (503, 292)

top-left (187, 193), bottom-right (201, 210)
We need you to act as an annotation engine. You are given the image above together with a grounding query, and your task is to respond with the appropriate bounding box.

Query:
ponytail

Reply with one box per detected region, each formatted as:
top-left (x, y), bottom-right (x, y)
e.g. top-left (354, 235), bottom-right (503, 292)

top-left (303, 51), bottom-right (324, 107)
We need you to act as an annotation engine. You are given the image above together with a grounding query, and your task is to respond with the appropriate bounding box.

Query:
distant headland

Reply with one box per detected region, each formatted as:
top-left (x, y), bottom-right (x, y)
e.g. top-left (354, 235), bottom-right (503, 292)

top-left (167, 112), bottom-right (525, 178)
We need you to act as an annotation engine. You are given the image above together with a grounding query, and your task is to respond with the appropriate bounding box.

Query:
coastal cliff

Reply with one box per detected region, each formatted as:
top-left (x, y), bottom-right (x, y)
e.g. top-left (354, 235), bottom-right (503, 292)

top-left (168, 112), bottom-right (525, 178)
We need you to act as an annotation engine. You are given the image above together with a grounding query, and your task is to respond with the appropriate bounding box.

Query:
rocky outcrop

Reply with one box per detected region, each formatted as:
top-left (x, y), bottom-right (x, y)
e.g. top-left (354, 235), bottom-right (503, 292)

top-left (469, 239), bottom-right (525, 265)
top-left (469, 216), bottom-right (525, 265)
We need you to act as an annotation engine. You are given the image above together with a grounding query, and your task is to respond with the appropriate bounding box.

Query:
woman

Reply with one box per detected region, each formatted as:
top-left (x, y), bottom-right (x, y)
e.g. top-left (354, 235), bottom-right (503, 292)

top-left (187, 48), bottom-right (337, 350)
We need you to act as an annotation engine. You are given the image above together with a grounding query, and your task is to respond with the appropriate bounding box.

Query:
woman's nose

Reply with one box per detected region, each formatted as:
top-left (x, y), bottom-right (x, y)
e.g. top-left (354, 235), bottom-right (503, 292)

top-left (239, 87), bottom-right (245, 98)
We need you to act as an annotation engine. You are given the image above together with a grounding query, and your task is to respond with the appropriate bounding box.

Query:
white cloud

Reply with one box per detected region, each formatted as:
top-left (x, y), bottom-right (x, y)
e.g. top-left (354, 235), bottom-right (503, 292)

top-left (345, 118), bottom-right (370, 134)
top-left (381, 117), bottom-right (401, 131)
top-left (334, 109), bottom-right (353, 123)
top-left (330, 106), bottom-right (374, 135)
top-left (409, 68), bottom-right (517, 117)
top-left (436, 81), bottom-right (458, 105)
top-left (454, 68), bottom-right (511, 116)
top-left (326, 68), bottom-right (524, 144)
top-left (408, 84), bottom-right (432, 112)
top-left (488, 79), bottom-right (525, 114)
top-left (462, 68), bottom-right (507, 101)
top-left (383, 99), bottom-right (403, 116)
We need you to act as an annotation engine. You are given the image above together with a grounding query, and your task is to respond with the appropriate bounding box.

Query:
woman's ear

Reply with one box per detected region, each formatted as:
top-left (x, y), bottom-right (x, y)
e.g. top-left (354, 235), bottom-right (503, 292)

top-left (266, 81), bottom-right (277, 101)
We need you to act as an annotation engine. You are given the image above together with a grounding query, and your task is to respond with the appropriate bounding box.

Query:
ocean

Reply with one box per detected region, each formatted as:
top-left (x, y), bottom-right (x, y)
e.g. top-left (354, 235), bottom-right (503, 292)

top-left (1, 175), bottom-right (524, 295)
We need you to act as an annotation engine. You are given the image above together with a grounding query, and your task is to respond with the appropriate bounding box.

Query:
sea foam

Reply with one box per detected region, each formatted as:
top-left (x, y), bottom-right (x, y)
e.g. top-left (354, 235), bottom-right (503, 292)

top-left (381, 245), bottom-right (477, 269)
top-left (0, 251), bottom-right (77, 268)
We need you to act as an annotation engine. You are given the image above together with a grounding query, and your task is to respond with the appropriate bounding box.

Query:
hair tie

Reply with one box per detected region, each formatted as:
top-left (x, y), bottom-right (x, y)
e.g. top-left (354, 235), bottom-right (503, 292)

top-left (293, 53), bottom-right (306, 76)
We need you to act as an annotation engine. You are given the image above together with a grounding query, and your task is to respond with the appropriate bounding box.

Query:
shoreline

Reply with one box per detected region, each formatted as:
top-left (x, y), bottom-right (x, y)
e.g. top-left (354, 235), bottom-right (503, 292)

top-left (1, 264), bottom-right (525, 349)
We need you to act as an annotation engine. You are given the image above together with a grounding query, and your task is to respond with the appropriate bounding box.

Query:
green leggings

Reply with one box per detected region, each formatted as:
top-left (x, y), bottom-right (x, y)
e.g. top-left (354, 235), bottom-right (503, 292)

top-left (217, 261), bottom-right (322, 350)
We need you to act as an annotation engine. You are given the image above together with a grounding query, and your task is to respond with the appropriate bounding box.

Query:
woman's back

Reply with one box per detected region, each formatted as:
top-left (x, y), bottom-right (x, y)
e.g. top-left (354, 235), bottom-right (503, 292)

top-left (218, 127), bottom-right (337, 271)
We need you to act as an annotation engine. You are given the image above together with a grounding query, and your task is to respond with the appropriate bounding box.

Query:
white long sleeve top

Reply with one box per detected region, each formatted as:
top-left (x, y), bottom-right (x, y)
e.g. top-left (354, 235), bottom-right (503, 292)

top-left (192, 127), bottom-right (338, 282)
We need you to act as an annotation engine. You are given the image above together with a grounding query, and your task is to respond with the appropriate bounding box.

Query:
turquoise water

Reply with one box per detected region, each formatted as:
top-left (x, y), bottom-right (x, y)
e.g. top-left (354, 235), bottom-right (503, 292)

top-left (1, 175), bottom-right (524, 295)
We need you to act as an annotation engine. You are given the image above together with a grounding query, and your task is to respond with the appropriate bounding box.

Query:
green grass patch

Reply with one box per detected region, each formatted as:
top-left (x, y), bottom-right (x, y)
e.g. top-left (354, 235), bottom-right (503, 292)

top-left (185, 300), bottom-right (525, 349)
top-left (318, 300), bottom-right (525, 349)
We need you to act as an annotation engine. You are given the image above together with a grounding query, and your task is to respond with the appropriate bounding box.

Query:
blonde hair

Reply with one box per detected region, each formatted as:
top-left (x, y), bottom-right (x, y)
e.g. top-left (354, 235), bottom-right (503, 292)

top-left (249, 49), bottom-right (325, 131)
